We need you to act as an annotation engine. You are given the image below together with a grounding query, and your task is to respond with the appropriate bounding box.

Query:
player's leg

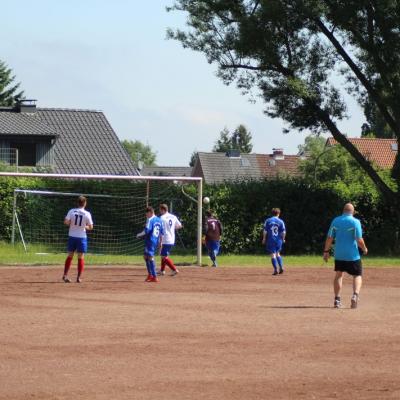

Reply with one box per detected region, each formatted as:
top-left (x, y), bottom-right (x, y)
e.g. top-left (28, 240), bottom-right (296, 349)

top-left (76, 238), bottom-right (88, 283)
top-left (212, 241), bottom-right (220, 267)
top-left (270, 253), bottom-right (278, 275)
top-left (148, 255), bottom-right (159, 282)
top-left (63, 237), bottom-right (76, 282)
top-left (144, 254), bottom-right (152, 281)
top-left (333, 270), bottom-right (344, 308)
top-left (161, 245), bottom-right (179, 275)
top-left (276, 250), bottom-right (284, 274)
top-left (350, 260), bottom-right (362, 308)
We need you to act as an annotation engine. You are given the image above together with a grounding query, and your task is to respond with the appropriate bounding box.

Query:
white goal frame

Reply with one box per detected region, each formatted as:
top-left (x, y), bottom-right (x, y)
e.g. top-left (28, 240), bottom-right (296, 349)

top-left (0, 172), bottom-right (203, 265)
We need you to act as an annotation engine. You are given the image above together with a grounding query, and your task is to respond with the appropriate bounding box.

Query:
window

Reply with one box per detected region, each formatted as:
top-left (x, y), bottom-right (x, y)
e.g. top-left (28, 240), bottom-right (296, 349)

top-left (10, 142), bottom-right (36, 166)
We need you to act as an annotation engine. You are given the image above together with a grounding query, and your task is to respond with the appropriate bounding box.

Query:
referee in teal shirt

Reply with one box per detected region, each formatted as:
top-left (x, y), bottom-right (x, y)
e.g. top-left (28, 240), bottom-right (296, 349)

top-left (323, 203), bottom-right (368, 309)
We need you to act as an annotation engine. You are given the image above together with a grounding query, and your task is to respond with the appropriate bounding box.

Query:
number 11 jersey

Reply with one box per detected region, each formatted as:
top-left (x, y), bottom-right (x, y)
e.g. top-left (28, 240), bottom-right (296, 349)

top-left (65, 208), bottom-right (93, 238)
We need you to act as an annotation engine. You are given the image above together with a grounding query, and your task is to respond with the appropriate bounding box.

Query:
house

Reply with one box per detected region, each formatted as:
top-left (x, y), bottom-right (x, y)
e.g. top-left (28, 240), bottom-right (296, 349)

top-left (326, 137), bottom-right (398, 169)
top-left (191, 149), bottom-right (303, 184)
top-left (140, 166), bottom-right (192, 177)
top-left (0, 100), bottom-right (138, 175)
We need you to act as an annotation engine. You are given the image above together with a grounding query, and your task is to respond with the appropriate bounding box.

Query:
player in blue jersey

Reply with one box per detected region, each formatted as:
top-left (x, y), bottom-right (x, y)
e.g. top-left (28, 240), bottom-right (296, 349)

top-left (262, 208), bottom-right (286, 275)
top-left (136, 206), bottom-right (164, 282)
top-left (323, 203), bottom-right (368, 309)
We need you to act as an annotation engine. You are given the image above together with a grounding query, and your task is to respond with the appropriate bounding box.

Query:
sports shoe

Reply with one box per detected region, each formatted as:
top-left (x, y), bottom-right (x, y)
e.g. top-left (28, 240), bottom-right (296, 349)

top-left (157, 270), bottom-right (166, 276)
top-left (272, 271), bottom-right (278, 276)
top-left (145, 275), bottom-right (152, 282)
top-left (149, 276), bottom-right (159, 283)
top-left (62, 276), bottom-right (71, 283)
top-left (334, 299), bottom-right (341, 308)
top-left (170, 270), bottom-right (179, 276)
top-left (76, 277), bottom-right (82, 283)
top-left (212, 262), bottom-right (217, 267)
top-left (278, 268), bottom-right (284, 274)
top-left (351, 294), bottom-right (359, 309)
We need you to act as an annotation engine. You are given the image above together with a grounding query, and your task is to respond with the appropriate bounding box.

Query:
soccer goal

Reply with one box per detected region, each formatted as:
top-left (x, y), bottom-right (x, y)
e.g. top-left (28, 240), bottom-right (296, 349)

top-left (0, 172), bottom-right (203, 265)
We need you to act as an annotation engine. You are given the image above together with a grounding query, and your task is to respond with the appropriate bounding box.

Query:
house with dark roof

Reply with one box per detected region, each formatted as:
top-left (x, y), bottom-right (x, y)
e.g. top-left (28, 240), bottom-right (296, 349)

top-left (326, 137), bottom-right (398, 169)
top-left (0, 100), bottom-right (138, 175)
top-left (191, 149), bottom-right (303, 184)
top-left (140, 166), bottom-right (192, 177)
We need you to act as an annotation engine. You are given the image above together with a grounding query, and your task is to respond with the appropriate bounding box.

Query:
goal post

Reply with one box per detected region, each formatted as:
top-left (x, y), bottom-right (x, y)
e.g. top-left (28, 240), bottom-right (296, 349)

top-left (0, 172), bottom-right (203, 266)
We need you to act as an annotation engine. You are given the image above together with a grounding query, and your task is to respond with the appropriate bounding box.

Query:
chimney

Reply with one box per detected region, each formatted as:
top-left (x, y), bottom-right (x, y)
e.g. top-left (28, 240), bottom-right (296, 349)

top-left (272, 148), bottom-right (284, 160)
top-left (17, 99), bottom-right (37, 114)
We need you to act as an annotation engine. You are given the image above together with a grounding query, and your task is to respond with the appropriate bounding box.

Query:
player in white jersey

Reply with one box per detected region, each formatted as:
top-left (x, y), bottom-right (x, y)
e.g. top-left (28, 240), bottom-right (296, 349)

top-left (158, 203), bottom-right (182, 276)
top-left (62, 196), bottom-right (93, 283)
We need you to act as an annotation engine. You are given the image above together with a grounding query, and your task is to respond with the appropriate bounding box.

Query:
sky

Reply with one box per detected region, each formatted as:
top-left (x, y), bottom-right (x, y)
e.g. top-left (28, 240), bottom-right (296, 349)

top-left (1, 1), bottom-right (365, 166)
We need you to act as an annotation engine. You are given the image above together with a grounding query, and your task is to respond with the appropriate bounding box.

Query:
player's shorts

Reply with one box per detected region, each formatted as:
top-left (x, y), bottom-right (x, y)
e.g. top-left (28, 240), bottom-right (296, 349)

top-left (266, 241), bottom-right (283, 255)
top-left (160, 244), bottom-right (174, 257)
top-left (144, 245), bottom-right (157, 257)
top-left (334, 259), bottom-right (362, 276)
top-left (206, 240), bottom-right (220, 255)
top-left (67, 236), bottom-right (88, 253)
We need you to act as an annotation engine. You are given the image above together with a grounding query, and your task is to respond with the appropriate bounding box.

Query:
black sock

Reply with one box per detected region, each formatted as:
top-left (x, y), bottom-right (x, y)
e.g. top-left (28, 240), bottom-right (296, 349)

top-left (335, 296), bottom-right (341, 301)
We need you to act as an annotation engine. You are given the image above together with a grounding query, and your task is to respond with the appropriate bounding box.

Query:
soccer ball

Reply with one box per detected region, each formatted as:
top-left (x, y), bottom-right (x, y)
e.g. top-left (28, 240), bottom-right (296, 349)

top-left (203, 196), bottom-right (210, 204)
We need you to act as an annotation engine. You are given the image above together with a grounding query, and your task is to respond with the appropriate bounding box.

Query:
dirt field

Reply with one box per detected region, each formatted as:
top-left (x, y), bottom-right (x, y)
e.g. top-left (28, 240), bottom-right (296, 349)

top-left (0, 265), bottom-right (399, 400)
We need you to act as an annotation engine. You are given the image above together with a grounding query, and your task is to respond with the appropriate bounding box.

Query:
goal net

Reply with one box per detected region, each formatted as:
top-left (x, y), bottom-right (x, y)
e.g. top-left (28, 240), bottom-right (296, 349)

top-left (0, 172), bottom-right (203, 265)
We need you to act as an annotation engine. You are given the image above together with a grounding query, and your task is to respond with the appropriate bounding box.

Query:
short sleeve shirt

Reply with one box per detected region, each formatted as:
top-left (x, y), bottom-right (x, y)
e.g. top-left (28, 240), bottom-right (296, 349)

top-left (65, 208), bottom-right (93, 239)
top-left (145, 215), bottom-right (164, 248)
top-left (327, 214), bottom-right (362, 261)
top-left (160, 212), bottom-right (182, 245)
top-left (263, 216), bottom-right (286, 245)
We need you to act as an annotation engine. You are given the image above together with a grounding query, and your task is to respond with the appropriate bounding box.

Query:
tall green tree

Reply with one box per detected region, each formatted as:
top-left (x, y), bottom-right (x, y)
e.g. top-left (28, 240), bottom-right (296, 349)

top-left (121, 140), bottom-right (157, 167)
top-left (0, 60), bottom-right (24, 106)
top-left (167, 0), bottom-right (400, 205)
top-left (213, 124), bottom-right (253, 152)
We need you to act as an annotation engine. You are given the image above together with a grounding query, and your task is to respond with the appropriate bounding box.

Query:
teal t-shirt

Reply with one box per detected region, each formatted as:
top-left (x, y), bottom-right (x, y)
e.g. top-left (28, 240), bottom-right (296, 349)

top-left (328, 214), bottom-right (362, 261)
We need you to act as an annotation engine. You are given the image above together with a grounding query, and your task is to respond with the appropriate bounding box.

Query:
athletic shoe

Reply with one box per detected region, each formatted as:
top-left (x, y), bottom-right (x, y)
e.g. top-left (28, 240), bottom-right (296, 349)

top-left (157, 270), bottom-right (166, 276)
top-left (212, 262), bottom-right (217, 267)
top-left (170, 270), bottom-right (179, 276)
top-left (272, 271), bottom-right (278, 276)
top-left (149, 276), bottom-right (159, 283)
top-left (351, 294), bottom-right (359, 309)
top-left (62, 276), bottom-right (71, 283)
top-left (145, 275), bottom-right (152, 282)
top-left (334, 299), bottom-right (341, 308)
top-left (279, 268), bottom-right (284, 274)
top-left (76, 277), bottom-right (82, 283)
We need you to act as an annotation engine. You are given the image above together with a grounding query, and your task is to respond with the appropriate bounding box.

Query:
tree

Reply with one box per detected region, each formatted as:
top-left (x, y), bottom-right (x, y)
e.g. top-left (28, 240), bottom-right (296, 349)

top-left (121, 140), bottom-right (157, 167)
top-left (0, 60), bottom-right (24, 106)
top-left (213, 124), bottom-right (253, 152)
top-left (361, 98), bottom-right (394, 139)
top-left (167, 0), bottom-right (400, 205)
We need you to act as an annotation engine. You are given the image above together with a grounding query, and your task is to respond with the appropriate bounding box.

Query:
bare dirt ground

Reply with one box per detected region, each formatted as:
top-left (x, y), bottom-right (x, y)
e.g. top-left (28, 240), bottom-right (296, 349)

top-left (0, 265), bottom-right (400, 400)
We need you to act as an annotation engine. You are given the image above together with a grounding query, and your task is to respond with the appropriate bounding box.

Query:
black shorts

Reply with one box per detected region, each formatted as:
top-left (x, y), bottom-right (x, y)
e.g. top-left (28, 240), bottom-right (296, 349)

top-left (334, 259), bottom-right (362, 276)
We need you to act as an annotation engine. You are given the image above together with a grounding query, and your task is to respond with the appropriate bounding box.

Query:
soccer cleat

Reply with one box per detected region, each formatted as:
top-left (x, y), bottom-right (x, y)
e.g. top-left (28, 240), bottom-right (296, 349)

top-left (76, 277), bottom-right (82, 283)
top-left (278, 268), bottom-right (284, 274)
top-left (212, 262), bottom-right (217, 267)
top-left (351, 294), bottom-right (359, 309)
top-left (149, 276), bottom-right (159, 283)
top-left (334, 299), bottom-right (342, 308)
top-left (157, 270), bottom-right (166, 276)
top-left (272, 271), bottom-right (278, 276)
top-left (62, 276), bottom-right (71, 283)
top-left (170, 270), bottom-right (179, 276)
top-left (145, 275), bottom-right (152, 282)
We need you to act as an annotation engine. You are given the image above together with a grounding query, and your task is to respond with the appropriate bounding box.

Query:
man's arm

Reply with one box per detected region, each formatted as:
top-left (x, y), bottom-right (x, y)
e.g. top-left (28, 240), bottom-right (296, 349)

top-left (323, 237), bottom-right (334, 262)
top-left (262, 229), bottom-right (267, 245)
top-left (64, 218), bottom-right (71, 226)
top-left (357, 238), bottom-right (368, 255)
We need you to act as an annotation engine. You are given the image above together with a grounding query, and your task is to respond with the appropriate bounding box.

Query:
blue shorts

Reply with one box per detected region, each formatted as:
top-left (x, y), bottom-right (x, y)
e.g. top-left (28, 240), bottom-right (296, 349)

top-left (68, 237), bottom-right (88, 253)
top-left (144, 245), bottom-right (157, 257)
top-left (160, 244), bottom-right (174, 257)
top-left (266, 241), bottom-right (283, 255)
top-left (206, 240), bottom-right (220, 255)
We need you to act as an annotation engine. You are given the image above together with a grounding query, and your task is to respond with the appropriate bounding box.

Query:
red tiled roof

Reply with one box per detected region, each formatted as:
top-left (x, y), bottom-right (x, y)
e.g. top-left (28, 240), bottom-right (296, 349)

top-left (256, 154), bottom-right (303, 178)
top-left (326, 137), bottom-right (398, 169)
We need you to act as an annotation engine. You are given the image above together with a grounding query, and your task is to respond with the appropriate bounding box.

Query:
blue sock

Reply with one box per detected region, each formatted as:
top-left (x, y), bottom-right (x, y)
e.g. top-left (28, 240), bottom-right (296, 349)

top-left (271, 257), bottom-right (278, 271)
top-left (145, 260), bottom-right (151, 275)
top-left (149, 260), bottom-right (157, 277)
top-left (277, 256), bottom-right (283, 269)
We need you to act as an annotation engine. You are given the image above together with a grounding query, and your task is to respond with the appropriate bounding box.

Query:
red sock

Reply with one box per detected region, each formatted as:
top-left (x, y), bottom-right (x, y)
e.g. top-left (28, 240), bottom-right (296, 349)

top-left (165, 257), bottom-right (177, 271)
top-left (64, 256), bottom-right (72, 276)
top-left (77, 258), bottom-right (84, 277)
top-left (161, 258), bottom-right (166, 272)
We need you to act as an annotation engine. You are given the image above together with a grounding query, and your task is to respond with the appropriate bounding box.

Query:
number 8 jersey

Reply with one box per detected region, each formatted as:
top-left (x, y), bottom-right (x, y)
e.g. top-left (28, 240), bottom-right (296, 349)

top-left (145, 215), bottom-right (164, 249)
top-left (65, 208), bottom-right (94, 238)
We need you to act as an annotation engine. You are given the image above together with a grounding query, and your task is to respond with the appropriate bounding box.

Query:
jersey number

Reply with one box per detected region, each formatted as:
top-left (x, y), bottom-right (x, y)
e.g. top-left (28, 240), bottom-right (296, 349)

top-left (153, 225), bottom-right (160, 237)
top-left (74, 214), bottom-right (83, 226)
top-left (270, 226), bottom-right (279, 236)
